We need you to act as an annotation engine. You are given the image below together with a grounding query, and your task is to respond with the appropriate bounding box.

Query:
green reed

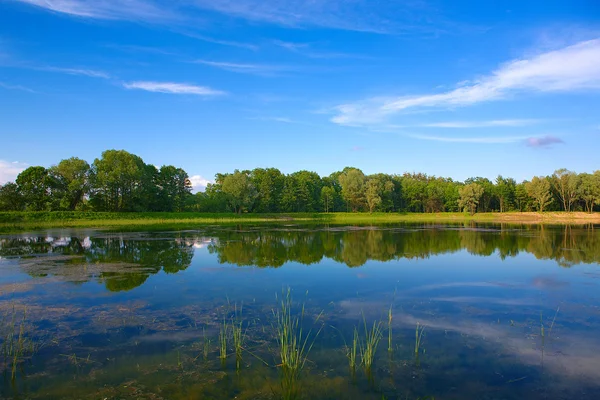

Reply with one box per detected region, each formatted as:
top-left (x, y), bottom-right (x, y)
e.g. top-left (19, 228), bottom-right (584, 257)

top-left (273, 288), bottom-right (322, 400)
top-left (232, 304), bottom-right (245, 370)
top-left (219, 318), bottom-right (228, 365)
top-left (414, 322), bottom-right (425, 358)
top-left (359, 316), bottom-right (383, 372)
top-left (387, 305), bottom-right (393, 354)
top-left (1, 306), bottom-right (37, 380)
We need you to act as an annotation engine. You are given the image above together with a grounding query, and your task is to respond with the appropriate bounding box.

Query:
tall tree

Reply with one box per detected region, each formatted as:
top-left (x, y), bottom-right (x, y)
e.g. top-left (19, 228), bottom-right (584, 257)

top-left (552, 168), bottom-right (579, 211)
top-left (0, 182), bottom-right (24, 211)
top-left (320, 186), bottom-right (335, 213)
top-left (251, 168), bottom-right (284, 213)
top-left (50, 157), bottom-right (91, 210)
top-left (365, 179), bottom-right (382, 213)
top-left (458, 183), bottom-right (484, 215)
top-left (16, 166), bottom-right (54, 211)
top-left (156, 165), bottom-right (192, 212)
top-left (221, 170), bottom-right (256, 214)
top-left (495, 175), bottom-right (516, 212)
top-left (577, 172), bottom-right (600, 213)
top-left (90, 150), bottom-right (146, 211)
top-left (526, 176), bottom-right (553, 212)
top-left (338, 168), bottom-right (365, 212)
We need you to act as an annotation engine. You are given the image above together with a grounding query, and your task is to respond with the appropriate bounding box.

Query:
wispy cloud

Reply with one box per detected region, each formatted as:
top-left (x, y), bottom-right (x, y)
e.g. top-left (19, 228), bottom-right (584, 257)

top-left (332, 38), bottom-right (600, 126)
top-left (526, 135), bottom-right (564, 148)
top-left (408, 134), bottom-right (530, 144)
top-left (13, 0), bottom-right (173, 21)
top-left (38, 66), bottom-right (110, 79)
top-left (188, 0), bottom-right (457, 34)
top-left (189, 174), bottom-right (212, 192)
top-left (0, 160), bottom-right (28, 184)
top-left (0, 81), bottom-right (36, 93)
top-left (250, 116), bottom-right (296, 123)
top-left (123, 81), bottom-right (226, 96)
top-left (177, 31), bottom-right (258, 51)
top-left (272, 40), bottom-right (360, 59)
top-left (193, 59), bottom-right (291, 76)
top-left (420, 119), bottom-right (544, 128)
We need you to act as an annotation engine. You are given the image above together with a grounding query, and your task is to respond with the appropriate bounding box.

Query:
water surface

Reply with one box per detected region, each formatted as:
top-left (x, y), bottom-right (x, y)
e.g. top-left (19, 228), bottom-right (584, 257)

top-left (1, 224), bottom-right (599, 399)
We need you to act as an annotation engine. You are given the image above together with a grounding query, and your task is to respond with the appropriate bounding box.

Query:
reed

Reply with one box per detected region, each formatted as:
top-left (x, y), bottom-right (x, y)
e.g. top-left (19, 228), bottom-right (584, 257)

top-left (359, 317), bottom-right (383, 372)
top-left (273, 288), bottom-right (322, 400)
top-left (414, 322), bottom-right (425, 358)
top-left (1, 306), bottom-right (36, 380)
top-left (219, 318), bottom-right (228, 365)
top-left (232, 304), bottom-right (245, 370)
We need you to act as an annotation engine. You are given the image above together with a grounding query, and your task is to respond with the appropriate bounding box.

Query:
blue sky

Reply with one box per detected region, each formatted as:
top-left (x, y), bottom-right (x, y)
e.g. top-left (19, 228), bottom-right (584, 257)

top-left (0, 0), bottom-right (599, 190)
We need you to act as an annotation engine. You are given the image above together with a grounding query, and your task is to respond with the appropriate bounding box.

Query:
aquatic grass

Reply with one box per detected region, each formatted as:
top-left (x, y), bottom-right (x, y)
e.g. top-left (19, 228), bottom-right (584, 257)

top-left (359, 316), bottom-right (383, 373)
top-left (387, 304), bottom-right (393, 354)
top-left (273, 288), bottom-right (323, 400)
top-left (1, 306), bottom-right (37, 380)
top-left (414, 322), bottom-right (426, 358)
top-left (232, 303), bottom-right (245, 370)
top-left (219, 318), bottom-right (228, 365)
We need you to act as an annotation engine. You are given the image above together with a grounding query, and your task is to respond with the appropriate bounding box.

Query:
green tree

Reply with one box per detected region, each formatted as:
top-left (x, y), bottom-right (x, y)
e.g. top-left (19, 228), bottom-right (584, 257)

top-left (365, 179), bottom-right (382, 213)
top-left (578, 172), bottom-right (600, 213)
top-left (526, 176), bottom-right (553, 212)
top-left (321, 186), bottom-right (335, 213)
top-left (338, 168), bottom-right (365, 212)
top-left (221, 170), bottom-right (256, 213)
top-left (90, 150), bottom-right (148, 211)
top-left (156, 165), bottom-right (192, 212)
top-left (16, 166), bottom-right (54, 211)
top-left (50, 157), bottom-right (91, 210)
top-left (495, 175), bottom-right (516, 212)
top-left (0, 182), bottom-right (24, 211)
top-left (552, 168), bottom-right (579, 211)
top-left (251, 168), bottom-right (284, 212)
top-left (458, 183), bottom-right (484, 215)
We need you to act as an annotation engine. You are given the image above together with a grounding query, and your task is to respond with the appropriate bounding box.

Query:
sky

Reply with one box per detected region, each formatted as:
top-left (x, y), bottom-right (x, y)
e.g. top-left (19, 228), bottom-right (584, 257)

top-left (0, 0), bottom-right (599, 191)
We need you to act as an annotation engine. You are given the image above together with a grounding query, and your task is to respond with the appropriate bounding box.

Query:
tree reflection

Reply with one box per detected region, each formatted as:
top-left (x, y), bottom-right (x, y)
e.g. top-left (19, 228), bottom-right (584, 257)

top-left (0, 235), bottom-right (194, 291)
top-left (2, 225), bottom-right (599, 291)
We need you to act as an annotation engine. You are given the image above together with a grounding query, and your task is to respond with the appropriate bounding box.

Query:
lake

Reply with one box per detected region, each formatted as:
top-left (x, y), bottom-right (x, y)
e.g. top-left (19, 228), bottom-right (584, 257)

top-left (1, 224), bottom-right (600, 399)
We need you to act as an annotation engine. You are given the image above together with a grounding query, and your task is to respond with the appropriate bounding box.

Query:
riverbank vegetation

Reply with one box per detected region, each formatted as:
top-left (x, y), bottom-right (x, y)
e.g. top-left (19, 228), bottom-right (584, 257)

top-left (1, 149), bottom-right (599, 215)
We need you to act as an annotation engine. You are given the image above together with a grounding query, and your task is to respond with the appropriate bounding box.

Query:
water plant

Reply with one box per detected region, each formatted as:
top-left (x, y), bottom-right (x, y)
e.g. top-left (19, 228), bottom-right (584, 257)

top-left (219, 318), bottom-right (228, 366)
top-left (359, 316), bottom-right (383, 373)
top-left (273, 288), bottom-right (322, 400)
top-left (232, 303), bottom-right (245, 370)
top-left (414, 322), bottom-right (426, 358)
top-left (1, 306), bottom-right (37, 380)
top-left (387, 304), bottom-right (393, 354)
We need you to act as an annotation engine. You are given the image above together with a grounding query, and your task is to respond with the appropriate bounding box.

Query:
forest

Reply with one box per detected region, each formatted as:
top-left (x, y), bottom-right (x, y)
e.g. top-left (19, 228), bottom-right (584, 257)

top-left (0, 149), bottom-right (599, 214)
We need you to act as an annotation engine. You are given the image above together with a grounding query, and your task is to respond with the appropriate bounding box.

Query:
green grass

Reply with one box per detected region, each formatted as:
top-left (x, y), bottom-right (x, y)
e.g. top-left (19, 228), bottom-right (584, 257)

top-left (358, 317), bottom-right (383, 373)
top-left (414, 322), bottom-right (426, 359)
top-left (273, 288), bottom-right (322, 400)
top-left (2, 211), bottom-right (595, 232)
top-left (218, 318), bottom-right (228, 366)
top-left (1, 306), bottom-right (37, 380)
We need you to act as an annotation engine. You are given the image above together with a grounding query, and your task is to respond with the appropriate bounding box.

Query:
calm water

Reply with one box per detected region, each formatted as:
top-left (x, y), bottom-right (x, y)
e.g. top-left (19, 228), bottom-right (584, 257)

top-left (1, 224), bottom-right (600, 399)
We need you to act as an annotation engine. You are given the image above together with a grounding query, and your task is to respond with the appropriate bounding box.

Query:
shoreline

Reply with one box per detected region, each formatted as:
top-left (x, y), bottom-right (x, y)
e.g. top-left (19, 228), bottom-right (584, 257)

top-left (1, 211), bottom-right (599, 232)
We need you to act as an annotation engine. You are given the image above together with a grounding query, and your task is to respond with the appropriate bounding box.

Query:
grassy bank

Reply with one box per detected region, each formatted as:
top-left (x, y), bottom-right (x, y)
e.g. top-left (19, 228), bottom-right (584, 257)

top-left (1, 211), bottom-right (599, 232)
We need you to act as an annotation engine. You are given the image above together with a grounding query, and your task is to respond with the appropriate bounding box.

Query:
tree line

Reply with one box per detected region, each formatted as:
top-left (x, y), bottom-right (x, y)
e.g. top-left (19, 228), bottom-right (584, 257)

top-left (1, 149), bottom-right (599, 213)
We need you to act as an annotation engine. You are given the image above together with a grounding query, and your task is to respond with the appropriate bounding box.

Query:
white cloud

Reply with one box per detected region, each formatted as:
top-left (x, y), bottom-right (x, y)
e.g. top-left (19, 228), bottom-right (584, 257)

top-left (408, 134), bottom-right (530, 144)
top-left (13, 0), bottom-right (172, 21)
top-left (332, 38), bottom-right (600, 126)
top-left (39, 66), bottom-right (110, 79)
top-left (0, 82), bottom-right (36, 93)
top-left (12, 0), bottom-right (461, 35)
top-left (123, 81), bottom-right (226, 96)
top-left (189, 175), bottom-right (212, 192)
top-left (193, 60), bottom-right (292, 76)
top-left (420, 119), bottom-right (543, 128)
top-left (0, 160), bottom-right (28, 184)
